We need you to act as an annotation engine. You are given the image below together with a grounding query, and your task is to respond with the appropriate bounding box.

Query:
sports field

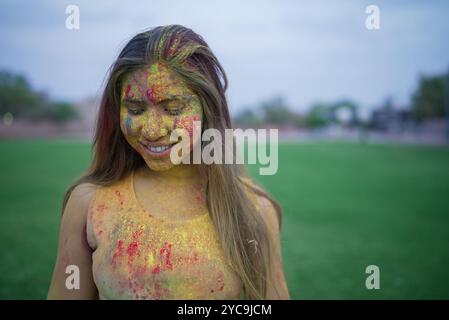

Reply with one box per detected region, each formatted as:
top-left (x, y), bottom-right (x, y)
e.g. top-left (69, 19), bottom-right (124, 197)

top-left (1, 140), bottom-right (449, 299)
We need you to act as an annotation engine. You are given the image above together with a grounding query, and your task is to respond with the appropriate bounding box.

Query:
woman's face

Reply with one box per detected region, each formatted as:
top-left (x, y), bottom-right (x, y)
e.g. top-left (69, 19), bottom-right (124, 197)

top-left (119, 62), bottom-right (203, 171)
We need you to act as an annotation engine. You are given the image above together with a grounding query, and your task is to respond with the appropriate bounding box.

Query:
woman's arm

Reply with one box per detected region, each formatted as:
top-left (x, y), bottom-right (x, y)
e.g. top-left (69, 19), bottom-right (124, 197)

top-left (47, 183), bottom-right (98, 299)
top-left (258, 196), bottom-right (291, 300)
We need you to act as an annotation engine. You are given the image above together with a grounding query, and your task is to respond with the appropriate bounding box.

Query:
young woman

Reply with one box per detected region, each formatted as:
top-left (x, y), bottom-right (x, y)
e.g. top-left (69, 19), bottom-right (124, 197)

top-left (47, 25), bottom-right (290, 300)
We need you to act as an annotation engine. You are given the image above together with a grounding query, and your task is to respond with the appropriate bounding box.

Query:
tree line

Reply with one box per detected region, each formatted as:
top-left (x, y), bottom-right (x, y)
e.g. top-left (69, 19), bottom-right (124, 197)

top-left (0, 70), bottom-right (79, 123)
top-left (233, 69), bottom-right (449, 129)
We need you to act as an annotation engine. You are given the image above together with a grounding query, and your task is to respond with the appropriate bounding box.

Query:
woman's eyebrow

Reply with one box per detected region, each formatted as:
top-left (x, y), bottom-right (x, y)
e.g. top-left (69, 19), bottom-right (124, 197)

top-left (122, 98), bottom-right (145, 104)
top-left (158, 95), bottom-right (194, 104)
top-left (122, 95), bottom-right (194, 106)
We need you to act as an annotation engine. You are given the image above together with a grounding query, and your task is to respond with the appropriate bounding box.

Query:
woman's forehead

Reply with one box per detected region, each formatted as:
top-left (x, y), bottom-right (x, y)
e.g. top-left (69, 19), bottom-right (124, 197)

top-left (122, 62), bottom-right (192, 103)
top-left (124, 63), bottom-right (181, 87)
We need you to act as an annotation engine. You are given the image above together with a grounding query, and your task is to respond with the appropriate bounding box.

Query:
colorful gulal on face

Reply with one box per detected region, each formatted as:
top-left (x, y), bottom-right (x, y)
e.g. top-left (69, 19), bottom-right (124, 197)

top-left (119, 62), bottom-right (203, 171)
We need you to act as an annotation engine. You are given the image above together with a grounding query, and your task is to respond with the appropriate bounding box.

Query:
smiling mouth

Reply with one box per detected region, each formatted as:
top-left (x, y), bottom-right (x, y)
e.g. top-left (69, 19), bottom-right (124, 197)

top-left (139, 142), bottom-right (176, 158)
top-left (148, 145), bottom-right (170, 153)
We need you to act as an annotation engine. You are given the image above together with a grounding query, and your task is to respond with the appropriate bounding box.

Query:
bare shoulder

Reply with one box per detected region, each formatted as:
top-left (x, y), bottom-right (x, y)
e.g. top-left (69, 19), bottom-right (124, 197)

top-left (240, 177), bottom-right (281, 233)
top-left (63, 183), bottom-right (98, 223)
top-left (70, 182), bottom-right (97, 202)
top-left (256, 194), bottom-right (281, 234)
top-left (48, 182), bottom-right (99, 299)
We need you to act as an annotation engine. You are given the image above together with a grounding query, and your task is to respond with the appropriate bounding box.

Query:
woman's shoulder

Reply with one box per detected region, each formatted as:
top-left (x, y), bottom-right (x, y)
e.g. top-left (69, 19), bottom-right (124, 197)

top-left (71, 182), bottom-right (98, 200)
top-left (239, 176), bottom-right (271, 207)
top-left (66, 183), bottom-right (98, 217)
top-left (80, 174), bottom-right (131, 200)
top-left (239, 176), bottom-right (282, 231)
top-left (62, 183), bottom-right (98, 232)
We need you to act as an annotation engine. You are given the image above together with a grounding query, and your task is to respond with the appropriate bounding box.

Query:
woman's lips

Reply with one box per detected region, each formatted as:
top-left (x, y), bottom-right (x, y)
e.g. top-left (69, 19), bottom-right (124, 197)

top-left (139, 142), bottom-right (175, 159)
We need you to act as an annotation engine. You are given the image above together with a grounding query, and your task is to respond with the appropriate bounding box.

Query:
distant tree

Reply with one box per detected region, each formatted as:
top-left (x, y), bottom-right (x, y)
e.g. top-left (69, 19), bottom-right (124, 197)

top-left (233, 108), bottom-right (262, 128)
top-left (0, 71), bottom-right (41, 116)
top-left (261, 96), bottom-right (293, 125)
top-left (330, 100), bottom-right (359, 126)
top-left (412, 71), bottom-right (448, 121)
top-left (305, 100), bottom-right (359, 128)
top-left (43, 102), bottom-right (80, 123)
top-left (305, 103), bottom-right (331, 128)
top-left (0, 70), bottom-right (79, 123)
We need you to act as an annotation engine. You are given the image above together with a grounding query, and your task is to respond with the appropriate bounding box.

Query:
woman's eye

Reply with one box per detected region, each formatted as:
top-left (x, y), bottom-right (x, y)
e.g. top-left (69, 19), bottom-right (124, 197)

top-left (128, 109), bottom-right (144, 116)
top-left (165, 108), bottom-right (182, 116)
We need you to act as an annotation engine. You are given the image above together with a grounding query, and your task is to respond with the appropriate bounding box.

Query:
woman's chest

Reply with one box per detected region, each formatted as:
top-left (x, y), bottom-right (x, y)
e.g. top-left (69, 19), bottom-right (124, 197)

top-left (90, 210), bottom-right (242, 300)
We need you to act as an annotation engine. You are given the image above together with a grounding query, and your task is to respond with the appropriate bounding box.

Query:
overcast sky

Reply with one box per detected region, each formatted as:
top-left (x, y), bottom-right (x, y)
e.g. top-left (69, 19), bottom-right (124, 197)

top-left (1, 0), bottom-right (448, 114)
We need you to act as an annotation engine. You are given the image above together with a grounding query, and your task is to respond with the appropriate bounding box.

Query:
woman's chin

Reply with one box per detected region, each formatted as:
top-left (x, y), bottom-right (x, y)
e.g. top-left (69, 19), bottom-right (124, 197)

top-left (143, 158), bottom-right (176, 172)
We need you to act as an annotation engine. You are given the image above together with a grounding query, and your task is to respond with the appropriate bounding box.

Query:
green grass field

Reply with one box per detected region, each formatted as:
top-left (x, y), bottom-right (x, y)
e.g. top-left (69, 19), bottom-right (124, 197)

top-left (1, 139), bottom-right (449, 299)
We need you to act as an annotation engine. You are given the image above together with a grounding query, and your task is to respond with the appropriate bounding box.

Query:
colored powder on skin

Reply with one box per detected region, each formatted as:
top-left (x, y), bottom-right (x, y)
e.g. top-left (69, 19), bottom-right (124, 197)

top-left (126, 229), bottom-right (145, 270)
top-left (145, 88), bottom-right (156, 104)
top-left (193, 182), bottom-right (205, 206)
top-left (125, 84), bottom-right (132, 99)
top-left (147, 252), bottom-right (155, 268)
top-left (125, 116), bottom-right (132, 135)
top-left (174, 115), bottom-right (201, 139)
top-left (217, 273), bottom-right (225, 292)
top-left (118, 62), bottom-right (204, 172)
top-left (152, 265), bottom-right (161, 275)
top-left (91, 57), bottom-right (247, 297)
top-left (115, 190), bottom-right (124, 207)
top-left (111, 240), bottom-right (124, 268)
top-left (159, 242), bottom-right (173, 271)
top-left (127, 242), bottom-right (139, 256)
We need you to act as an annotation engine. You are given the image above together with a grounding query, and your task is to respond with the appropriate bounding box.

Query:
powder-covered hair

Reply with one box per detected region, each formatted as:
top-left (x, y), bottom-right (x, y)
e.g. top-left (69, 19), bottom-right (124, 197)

top-left (62, 25), bottom-right (283, 299)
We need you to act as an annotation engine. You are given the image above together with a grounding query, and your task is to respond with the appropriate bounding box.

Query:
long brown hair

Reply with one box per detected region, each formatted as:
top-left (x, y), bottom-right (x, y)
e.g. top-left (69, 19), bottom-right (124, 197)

top-left (62, 25), bottom-right (283, 299)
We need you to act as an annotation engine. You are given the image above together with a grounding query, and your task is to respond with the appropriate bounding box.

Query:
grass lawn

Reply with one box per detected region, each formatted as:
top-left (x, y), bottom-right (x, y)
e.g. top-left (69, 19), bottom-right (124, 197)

top-left (1, 139), bottom-right (449, 299)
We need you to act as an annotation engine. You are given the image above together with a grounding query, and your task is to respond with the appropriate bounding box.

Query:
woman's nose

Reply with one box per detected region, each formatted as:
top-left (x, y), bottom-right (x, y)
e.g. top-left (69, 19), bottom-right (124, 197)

top-left (141, 109), bottom-right (169, 141)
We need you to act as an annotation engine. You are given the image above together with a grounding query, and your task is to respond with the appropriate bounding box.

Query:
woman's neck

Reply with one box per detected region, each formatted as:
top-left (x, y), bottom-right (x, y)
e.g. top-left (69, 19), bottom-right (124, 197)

top-left (138, 164), bottom-right (203, 182)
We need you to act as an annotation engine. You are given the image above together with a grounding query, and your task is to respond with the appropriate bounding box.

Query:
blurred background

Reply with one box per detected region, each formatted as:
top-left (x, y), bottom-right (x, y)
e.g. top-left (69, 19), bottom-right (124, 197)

top-left (1, 0), bottom-right (449, 299)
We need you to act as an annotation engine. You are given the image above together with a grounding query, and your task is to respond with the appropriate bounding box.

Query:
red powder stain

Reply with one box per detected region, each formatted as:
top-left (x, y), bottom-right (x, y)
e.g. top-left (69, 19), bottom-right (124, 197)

top-left (126, 229), bottom-right (145, 269)
top-left (159, 242), bottom-right (173, 271)
top-left (154, 281), bottom-right (162, 299)
top-left (217, 273), bottom-right (224, 291)
top-left (115, 190), bottom-right (124, 206)
top-left (174, 115), bottom-right (201, 139)
top-left (131, 229), bottom-right (144, 241)
top-left (178, 252), bottom-right (199, 264)
top-left (127, 241), bottom-right (138, 256)
top-left (152, 265), bottom-right (161, 274)
top-left (96, 204), bottom-right (107, 212)
top-left (125, 84), bottom-right (132, 98)
top-left (111, 240), bottom-right (124, 267)
top-left (193, 183), bottom-right (205, 205)
top-left (146, 88), bottom-right (156, 104)
top-left (153, 280), bottom-right (169, 300)
top-left (133, 266), bottom-right (147, 278)
top-left (210, 273), bottom-right (224, 293)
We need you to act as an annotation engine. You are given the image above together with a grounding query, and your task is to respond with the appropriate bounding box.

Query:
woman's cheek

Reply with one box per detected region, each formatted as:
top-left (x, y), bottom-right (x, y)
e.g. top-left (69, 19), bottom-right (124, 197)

top-left (121, 115), bottom-right (141, 146)
top-left (173, 115), bottom-right (201, 139)
top-left (124, 116), bottom-right (133, 136)
top-left (173, 114), bottom-right (202, 155)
